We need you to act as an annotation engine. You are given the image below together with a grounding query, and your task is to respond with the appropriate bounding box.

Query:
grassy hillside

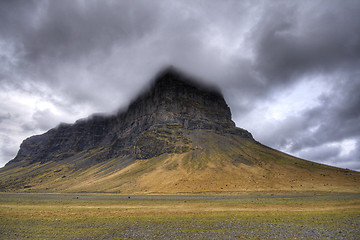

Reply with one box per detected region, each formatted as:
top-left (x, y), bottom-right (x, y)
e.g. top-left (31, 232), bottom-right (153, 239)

top-left (0, 129), bottom-right (358, 194)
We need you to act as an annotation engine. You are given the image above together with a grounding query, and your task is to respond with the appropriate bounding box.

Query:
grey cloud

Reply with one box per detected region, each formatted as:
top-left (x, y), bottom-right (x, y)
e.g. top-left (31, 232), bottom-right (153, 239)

top-left (1, 0), bottom-right (159, 61)
top-left (233, 0), bottom-right (360, 171)
top-left (0, 0), bottom-right (38, 37)
top-left (33, 109), bottom-right (61, 131)
top-left (286, 75), bottom-right (360, 152)
top-left (343, 139), bottom-right (360, 171)
top-left (252, 0), bottom-right (360, 85)
top-left (0, 0), bottom-right (170, 114)
top-left (297, 137), bottom-right (360, 171)
top-left (217, 0), bottom-right (360, 120)
top-left (297, 144), bottom-right (342, 163)
top-left (0, 113), bottom-right (11, 123)
top-left (0, 135), bottom-right (17, 159)
top-left (26, 1), bottom-right (159, 63)
top-left (21, 122), bottom-right (37, 132)
top-left (20, 109), bottom-right (59, 132)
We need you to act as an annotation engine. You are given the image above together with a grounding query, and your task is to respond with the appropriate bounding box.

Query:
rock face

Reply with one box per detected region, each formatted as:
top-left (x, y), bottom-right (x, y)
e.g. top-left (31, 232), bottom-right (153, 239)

top-left (9, 67), bottom-right (252, 166)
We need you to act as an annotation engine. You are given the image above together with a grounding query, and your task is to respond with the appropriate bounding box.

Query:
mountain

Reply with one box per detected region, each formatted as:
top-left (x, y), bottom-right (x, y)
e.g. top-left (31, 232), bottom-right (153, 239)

top-left (0, 67), bottom-right (359, 194)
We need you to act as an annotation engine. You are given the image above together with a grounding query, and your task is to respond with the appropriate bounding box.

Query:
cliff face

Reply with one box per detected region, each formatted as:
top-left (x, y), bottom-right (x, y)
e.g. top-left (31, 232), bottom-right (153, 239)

top-left (9, 67), bottom-right (252, 166)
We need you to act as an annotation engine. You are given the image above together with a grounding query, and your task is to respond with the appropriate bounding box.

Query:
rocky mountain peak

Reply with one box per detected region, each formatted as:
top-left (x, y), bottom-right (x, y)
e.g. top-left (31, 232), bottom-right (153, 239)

top-left (123, 66), bottom-right (235, 130)
top-left (8, 67), bottom-right (252, 167)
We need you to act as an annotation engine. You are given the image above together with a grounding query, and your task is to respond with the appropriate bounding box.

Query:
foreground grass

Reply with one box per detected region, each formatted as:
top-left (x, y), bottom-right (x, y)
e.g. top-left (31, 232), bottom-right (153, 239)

top-left (0, 193), bottom-right (359, 239)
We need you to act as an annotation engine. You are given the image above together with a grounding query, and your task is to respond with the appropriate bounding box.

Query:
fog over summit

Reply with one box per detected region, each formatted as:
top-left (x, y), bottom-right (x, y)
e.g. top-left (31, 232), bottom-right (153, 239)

top-left (0, 0), bottom-right (360, 171)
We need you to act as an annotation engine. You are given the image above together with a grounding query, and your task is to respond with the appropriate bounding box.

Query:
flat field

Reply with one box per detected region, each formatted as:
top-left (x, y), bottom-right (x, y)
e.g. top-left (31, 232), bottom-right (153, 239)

top-left (0, 193), bottom-right (359, 239)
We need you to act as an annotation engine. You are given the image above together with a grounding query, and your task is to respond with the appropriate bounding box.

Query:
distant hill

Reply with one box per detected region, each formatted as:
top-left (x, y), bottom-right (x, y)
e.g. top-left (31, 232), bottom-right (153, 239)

top-left (0, 67), bottom-right (359, 194)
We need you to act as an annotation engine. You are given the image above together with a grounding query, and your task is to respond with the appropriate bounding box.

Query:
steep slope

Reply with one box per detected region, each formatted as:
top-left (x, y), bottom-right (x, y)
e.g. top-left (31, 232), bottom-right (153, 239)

top-left (0, 67), bottom-right (359, 193)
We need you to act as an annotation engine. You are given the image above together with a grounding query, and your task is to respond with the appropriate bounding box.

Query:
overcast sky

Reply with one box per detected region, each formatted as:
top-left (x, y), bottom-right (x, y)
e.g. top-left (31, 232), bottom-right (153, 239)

top-left (1, 0), bottom-right (360, 171)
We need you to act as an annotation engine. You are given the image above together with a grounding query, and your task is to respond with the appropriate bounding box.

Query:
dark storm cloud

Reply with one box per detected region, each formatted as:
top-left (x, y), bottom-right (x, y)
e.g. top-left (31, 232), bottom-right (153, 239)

top-left (0, 0), bottom-right (157, 58)
top-left (0, 0), bottom-right (360, 170)
top-left (24, 1), bottom-right (158, 63)
top-left (252, 0), bottom-right (360, 84)
top-left (0, 0), bottom-right (170, 110)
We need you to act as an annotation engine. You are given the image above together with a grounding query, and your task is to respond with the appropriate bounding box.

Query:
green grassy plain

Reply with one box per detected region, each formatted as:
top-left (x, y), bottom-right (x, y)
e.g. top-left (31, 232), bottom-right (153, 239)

top-left (0, 193), bottom-right (359, 239)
